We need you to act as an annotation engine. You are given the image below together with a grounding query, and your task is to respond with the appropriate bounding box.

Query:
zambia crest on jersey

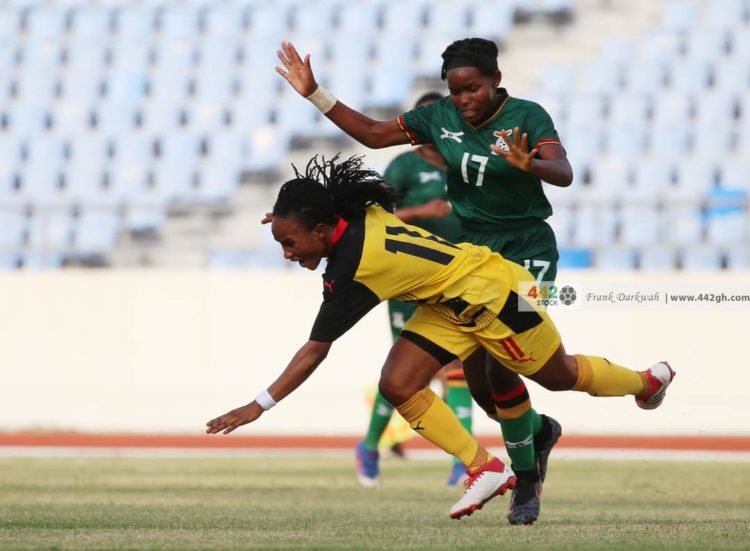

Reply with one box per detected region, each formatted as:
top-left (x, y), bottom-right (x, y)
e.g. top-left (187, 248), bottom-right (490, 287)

top-left (491, 129), bottom-right (512, 155)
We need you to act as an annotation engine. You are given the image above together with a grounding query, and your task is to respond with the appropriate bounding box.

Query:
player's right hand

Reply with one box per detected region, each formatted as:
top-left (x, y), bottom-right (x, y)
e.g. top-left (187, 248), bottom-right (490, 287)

top-left (276, 41), bottom-right (317, 97)
top-left (206, 402), bottom-right (264, 435)
top-left (421, 198), bottom-right (452, 219)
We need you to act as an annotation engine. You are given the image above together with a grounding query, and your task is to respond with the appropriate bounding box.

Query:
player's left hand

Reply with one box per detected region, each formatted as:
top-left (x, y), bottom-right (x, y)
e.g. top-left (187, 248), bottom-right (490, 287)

top-left (206, 402), bottom-right (264, 435)
top-left (491, 127), bottom-right (538, 172)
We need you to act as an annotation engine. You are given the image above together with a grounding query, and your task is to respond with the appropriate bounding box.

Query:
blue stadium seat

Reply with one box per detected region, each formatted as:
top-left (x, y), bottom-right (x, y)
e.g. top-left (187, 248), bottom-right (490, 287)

top-left (0, 253), bottom-right (21, 270)
top-left (565, 94), bottom-right (606, 131)
top-left (607, 94), bottom-right (651, 125)
top-left (606, 124), bottom-right (647, 159)
top-left (673, 158), bottom-right (716, 201)
top-left (705, 0), bottom-right (747, 29)
top-left (0, 210), bottom-right (27, 250)
top-left (193, 161), bottom-right (241, 204)
top-left (680, 246), bottom-right (724, 270)
top-left (381, 0), bottom-right (427, 36)
top-left (599, 37), bottom-right (636, 63)
top-left (109, 40), bottom-right (151, 73)
top-left (714, 58), bottom-right (750, 92)
top-left (159, 5), bottom-right (199, 40)
top-left (579, 61), bottom-right (623, 94)
top-left (725, 247), bottom-right (750, 269)
top-left (729, 28), bottom-right (750, 59)
top-left (115, 5), bottom-right (155, 41)
top-left (248, 3), bottom-right (291, 36)
top-left (619, 206), bottom-right (663, 245)
top-left (557, 247), bottom-right (593, 269)
top-left (668, 59), bottom-right (712, 93)
top-left (621, 61), bottom-right (667, 93)
top-left (587, 157), bottom-right (631, 202)
top-left (0, 9), bottom-right (20, 42)
top-left (594, 246), bottom-right (637, 270)
top-left (69, 6), bottom-right (111, 43)
top-left (336, 1), bottom-right (381, 34)
top-left (425, 2), bottom-right (470, 37)
top-left (640, 29), bottom-right (684, 62)
top-left (664, 205), bottom-right (704, 244)
top-left (683, 28), bottom-right (729, 61)
top-left (367, 66), bottom-right (414, 110)
top-left (650, 123), bottom-right (691, 157)
top-left (291, 0), bottom-right (336, 36)
top-left (638, 245), bottom-right (678, 271)
top-left (27, 211), bottom-right (74, 251)
top-left (468, 1), bottom-right (515, 42)
top-left (203, 4), bottom-right (246, 39)
top-left (629, 159), bottom-right (675, 202)
top-left (572, 205), bottom-right (618, 246)
top-left (652, 92), bottom-right (692, 125)
top-left (26, 7), bottom-right (67, 42)
top-left (661, 0), bottom-right (700, 30)
top-left (74, 209), bottom-right (121, 253)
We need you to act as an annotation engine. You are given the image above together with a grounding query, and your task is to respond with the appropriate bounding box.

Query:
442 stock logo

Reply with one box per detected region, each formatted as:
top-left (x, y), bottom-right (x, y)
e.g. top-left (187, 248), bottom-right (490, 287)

top-left (520, 282), bottom-right (577, 308)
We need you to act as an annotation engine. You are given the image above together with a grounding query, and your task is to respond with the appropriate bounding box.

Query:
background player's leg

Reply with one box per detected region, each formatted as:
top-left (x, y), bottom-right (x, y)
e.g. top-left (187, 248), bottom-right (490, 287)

top-left (442, 359), bottom-right (473, 486)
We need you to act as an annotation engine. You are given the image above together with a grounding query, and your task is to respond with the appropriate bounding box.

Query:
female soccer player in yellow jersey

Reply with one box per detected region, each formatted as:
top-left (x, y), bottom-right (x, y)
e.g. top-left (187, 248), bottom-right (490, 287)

top-left (206, 155), bottom-right (675, 524)
top-left (275, 37), bottom-right (571, 523)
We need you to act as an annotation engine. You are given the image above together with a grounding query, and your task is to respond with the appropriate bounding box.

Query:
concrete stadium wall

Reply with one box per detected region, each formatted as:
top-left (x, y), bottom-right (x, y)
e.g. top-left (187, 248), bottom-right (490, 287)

top-left (0, 269), bottom-right (748, 437)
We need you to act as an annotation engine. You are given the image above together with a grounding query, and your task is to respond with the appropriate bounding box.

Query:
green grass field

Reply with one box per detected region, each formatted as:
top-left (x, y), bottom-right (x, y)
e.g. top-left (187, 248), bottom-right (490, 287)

top-left (0, 456), bottom-right (748, 550)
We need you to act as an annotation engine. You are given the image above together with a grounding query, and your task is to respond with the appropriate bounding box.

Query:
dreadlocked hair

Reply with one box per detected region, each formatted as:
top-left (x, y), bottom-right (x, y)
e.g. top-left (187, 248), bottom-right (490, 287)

top-left (440, 37), bottom-right (499, 80)
top-left (273, 154), bottom-right (397, 229)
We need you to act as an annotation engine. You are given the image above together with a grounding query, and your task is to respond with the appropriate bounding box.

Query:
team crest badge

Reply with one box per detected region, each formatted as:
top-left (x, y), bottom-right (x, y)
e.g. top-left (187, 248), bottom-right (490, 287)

top-left (491, 129), bottom-right (512, 155)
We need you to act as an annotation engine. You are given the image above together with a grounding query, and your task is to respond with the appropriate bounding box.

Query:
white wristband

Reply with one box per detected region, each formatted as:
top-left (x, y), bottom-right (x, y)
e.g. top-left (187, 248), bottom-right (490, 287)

top-left (305, 85), bottom-right (337, 114)
top-left (255, 389), bottom-right (277, 411)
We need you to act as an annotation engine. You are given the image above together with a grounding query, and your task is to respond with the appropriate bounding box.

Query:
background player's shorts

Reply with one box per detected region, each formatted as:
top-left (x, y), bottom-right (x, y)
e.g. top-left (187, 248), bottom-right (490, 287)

top-left (387, 299), bottom-right (417, 341)
top-left (402, 260), bottom-right (561, 377)
top-left (459, 219), bottom-right (559, 283)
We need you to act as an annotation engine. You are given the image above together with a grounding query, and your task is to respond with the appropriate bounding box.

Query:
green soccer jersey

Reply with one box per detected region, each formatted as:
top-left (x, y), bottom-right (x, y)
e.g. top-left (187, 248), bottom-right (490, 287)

top-left (383, 150), bottom-right (463, 243)
top-left (397, 89), bottom-right (561, 228)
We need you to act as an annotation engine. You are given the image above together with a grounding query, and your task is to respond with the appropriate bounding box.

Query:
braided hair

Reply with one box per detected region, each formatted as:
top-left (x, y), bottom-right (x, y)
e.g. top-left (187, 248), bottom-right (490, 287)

top-left (440, 37), bottom-right (499, 80)
top-left (273, 155), bottom-right (397, 229)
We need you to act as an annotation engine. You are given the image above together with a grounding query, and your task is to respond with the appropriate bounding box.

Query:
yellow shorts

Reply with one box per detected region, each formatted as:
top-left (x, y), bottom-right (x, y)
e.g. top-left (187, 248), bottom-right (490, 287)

top-left (402, 261), bottom-right (562, 377)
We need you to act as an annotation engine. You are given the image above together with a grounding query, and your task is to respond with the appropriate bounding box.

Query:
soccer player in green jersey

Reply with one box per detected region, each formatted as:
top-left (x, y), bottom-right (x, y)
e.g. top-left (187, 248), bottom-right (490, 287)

top-left (206, 155), bottom-right (675, 524)
top-left (356, 92), bottom-right (473, 488)
top-left (276, 37), bottom-right (571, 523)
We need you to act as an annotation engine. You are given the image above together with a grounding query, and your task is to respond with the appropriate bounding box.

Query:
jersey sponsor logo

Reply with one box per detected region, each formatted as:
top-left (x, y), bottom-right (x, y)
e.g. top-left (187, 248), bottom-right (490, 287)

top-left (491, 129), bottom-right (513, 155)
top-left (418, 171), bottom-right (442, 184)
top-left (440, 127), bottom-right (465, 143)
top-left (323, 279), bottom-right (335, 293)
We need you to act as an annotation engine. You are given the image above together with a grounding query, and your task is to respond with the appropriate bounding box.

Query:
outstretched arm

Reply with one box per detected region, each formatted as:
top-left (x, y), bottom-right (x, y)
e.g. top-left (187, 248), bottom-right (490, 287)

top-left (205, 340), bottom-right (332, 435)
top-left (276, 41), bottom-right (409, 149)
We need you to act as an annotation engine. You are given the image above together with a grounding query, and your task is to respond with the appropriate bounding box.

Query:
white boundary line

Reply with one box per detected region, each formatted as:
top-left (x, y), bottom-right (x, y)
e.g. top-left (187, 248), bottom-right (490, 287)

top-left (1, 446), bottom-right (749, 462)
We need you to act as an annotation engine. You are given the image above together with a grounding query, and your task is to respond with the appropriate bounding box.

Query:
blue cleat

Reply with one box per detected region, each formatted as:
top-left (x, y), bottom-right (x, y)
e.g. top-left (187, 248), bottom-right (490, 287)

top-left (355, 441), bottom-right (380, 487)
top-left (446, 461), bottom-right (468, 487)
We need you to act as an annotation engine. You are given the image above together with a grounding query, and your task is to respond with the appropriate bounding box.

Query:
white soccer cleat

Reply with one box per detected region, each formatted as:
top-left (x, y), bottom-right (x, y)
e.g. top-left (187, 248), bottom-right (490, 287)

top-left (449, 457), bottom-right (516, 519)
top-left (636, 362), bottom-right (676, 410)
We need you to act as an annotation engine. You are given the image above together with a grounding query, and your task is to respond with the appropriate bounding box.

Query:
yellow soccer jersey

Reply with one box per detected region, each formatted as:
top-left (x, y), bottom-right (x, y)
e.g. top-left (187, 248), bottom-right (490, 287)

top-left (309, 205), bottom-right (514, 342)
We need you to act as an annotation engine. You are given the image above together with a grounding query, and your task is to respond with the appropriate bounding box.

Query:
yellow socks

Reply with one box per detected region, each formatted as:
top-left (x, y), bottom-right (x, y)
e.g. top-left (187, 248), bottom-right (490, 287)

top-left (572, 355), bottom-right (646, 397)
top-left (396, 387), bottom-right (490, 471)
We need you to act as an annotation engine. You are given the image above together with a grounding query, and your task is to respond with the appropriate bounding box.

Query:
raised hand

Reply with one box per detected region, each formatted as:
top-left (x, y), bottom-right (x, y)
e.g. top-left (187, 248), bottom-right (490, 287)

top-left (491, 127), bottom-right (538, 172)
top-left (206, 402), bottom-right (264, 435)
top-left (275, 41), bottom-right (318, 97)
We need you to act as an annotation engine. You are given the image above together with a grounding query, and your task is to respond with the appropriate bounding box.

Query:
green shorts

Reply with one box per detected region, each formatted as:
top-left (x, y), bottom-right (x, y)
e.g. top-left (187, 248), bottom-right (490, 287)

top-left (387, 299), bottom-right (417, 342)
top-left (459, 219), bottom-right (559, 284)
